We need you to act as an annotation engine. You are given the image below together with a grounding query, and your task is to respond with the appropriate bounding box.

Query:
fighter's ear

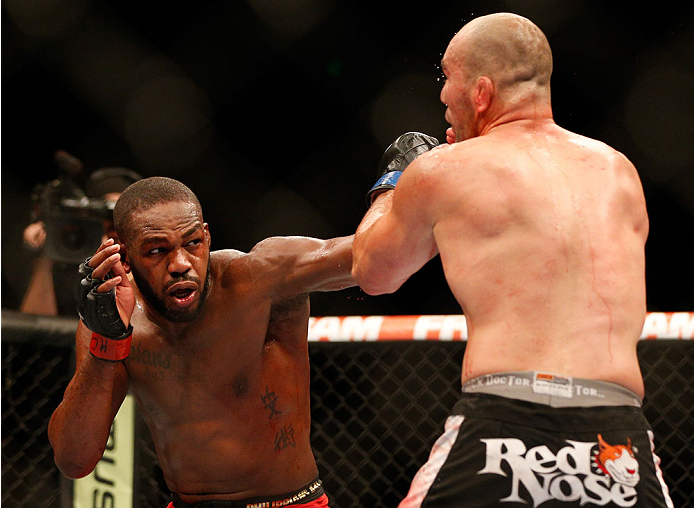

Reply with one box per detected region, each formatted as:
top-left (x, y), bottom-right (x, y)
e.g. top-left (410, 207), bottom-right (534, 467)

top-left (473, 76), bottom-right (494, 114)
top-left (204, 223), bottom-right (211, 249)
top-left (118, 242), bottom-right (131, 273)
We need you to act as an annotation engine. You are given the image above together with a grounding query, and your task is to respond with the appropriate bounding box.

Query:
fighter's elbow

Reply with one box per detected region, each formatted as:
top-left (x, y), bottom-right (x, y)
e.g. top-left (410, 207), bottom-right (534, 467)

top-left (359, 283), bottom-right (394, 296)
top-left (53, 451), bottom-right (99, 479)
top-left (352, 265), bottom-right (401, 296)
top-left (49, 427), bottom-right (101, 479)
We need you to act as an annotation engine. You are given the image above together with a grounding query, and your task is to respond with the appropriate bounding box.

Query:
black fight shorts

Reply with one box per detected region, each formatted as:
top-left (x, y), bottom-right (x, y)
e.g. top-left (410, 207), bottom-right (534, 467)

top-left (399, 372), bottom-right (674, 508)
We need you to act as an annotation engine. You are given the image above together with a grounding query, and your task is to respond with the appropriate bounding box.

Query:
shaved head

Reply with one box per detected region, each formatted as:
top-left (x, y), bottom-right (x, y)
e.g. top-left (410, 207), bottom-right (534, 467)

top-left (448, 13), bottom-right (553, 94)
top-left (113, 177), bottom-right (203, 243)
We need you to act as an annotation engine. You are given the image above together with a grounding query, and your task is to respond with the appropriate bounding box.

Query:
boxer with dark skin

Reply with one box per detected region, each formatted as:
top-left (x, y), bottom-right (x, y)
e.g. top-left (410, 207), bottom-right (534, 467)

top-left (48, 177), bottom-right (354, 507)
top-left (353, 13), bottom-right (673, 508)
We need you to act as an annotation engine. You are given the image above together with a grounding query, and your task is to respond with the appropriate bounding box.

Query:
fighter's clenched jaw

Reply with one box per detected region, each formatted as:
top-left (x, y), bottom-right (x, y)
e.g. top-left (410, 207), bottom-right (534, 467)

top-left (123, 201), bottom-right (212, 323)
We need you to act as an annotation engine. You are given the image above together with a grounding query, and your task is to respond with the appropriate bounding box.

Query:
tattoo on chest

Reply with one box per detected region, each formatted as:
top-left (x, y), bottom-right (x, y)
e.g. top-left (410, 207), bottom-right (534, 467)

top-left (127, 343), bottom-right (172, 369)
top-left (143, 368), bottom-right (165, 382)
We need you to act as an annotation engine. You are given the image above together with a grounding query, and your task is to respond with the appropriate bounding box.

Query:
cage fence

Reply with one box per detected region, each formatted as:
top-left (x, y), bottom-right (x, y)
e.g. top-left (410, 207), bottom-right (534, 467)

top-left (2, 311), bottom-right (692, 508)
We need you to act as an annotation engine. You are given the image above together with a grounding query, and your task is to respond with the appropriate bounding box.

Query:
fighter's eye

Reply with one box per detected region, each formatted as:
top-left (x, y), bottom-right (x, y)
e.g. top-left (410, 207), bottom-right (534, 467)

top-left (436, 64), bottom-right (447, 86)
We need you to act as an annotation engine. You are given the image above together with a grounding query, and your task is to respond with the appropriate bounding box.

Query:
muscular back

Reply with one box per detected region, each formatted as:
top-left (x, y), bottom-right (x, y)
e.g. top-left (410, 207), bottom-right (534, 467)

top-left (423, 121), bottom-right (648, 395)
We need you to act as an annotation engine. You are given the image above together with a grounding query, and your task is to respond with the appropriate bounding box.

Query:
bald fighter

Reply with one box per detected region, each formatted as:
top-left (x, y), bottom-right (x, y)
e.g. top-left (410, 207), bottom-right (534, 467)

top-left (49, 177), bottom-right (354, 507)
top-left (352, 13), bottom-right (673, 507)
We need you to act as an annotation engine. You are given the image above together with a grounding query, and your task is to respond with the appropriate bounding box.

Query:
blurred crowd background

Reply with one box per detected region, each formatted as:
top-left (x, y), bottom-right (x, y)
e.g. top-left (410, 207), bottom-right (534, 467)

top-left (2, 0), bottom-right (693, 317)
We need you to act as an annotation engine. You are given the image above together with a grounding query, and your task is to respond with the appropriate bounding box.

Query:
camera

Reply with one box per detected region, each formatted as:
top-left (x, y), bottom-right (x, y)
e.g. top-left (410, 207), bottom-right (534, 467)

top-left (32, 180), bottom-right (111, 264)
top-left (30, 151), bottom-right (139, 264)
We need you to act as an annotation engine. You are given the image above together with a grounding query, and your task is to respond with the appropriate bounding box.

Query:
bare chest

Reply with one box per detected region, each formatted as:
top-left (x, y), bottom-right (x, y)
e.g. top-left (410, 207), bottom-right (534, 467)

top-left (124, 299), bottom-right (311, 428)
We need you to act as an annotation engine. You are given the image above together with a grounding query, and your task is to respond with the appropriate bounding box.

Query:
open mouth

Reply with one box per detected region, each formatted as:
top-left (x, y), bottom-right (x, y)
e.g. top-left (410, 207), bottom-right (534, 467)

top-left (166, 282), bottom-right (198, 307)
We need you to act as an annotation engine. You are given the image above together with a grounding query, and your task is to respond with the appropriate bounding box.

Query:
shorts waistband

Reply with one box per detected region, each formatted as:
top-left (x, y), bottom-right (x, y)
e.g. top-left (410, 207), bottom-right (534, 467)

top-left (461, 371), bottom-right (642, 408)
top-left (171, 478), bottom-right (324, 508)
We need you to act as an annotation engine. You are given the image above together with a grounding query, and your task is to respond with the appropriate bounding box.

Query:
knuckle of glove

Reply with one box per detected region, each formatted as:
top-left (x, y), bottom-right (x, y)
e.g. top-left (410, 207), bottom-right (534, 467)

top-left (377, 132), bottom-right (440, 175)
top-left (75, 261), bottom-right (127, 339)
top-left (78, 258), bottom-right (94, 277)
top-left (367, 132), bottom-right (439, 205)
top-left (75, 272), bottom-right (98, 309)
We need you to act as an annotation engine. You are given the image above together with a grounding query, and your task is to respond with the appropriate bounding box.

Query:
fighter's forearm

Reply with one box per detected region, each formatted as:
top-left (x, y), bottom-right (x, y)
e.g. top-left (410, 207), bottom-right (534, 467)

top-left (48, 352), bottom-right (127, 478)
top-left (314, 235), bottom-right (357, 292)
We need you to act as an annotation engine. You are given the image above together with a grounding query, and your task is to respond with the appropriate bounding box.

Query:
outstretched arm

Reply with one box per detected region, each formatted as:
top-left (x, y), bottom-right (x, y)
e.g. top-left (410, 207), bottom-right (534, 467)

top-left (250, 234), bottom-right (356, 301)
top-left (48, 239), bottom-right (134, 478)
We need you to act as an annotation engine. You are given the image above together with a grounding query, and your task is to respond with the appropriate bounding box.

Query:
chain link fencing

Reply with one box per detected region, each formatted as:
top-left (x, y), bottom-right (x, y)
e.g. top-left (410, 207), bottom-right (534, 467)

top-left (2, 311), bottom-right (692, 507)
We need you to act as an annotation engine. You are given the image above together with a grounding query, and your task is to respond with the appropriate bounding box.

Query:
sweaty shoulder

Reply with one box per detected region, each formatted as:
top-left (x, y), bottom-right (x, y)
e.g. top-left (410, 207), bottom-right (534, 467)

top-left (210, 249), bottom-right (251, 288)
top-left (207, 242), bottom-right (308, 308)
top-left (415, 137), bottom-right (504, 174)
top-left (210, 243), bottom-right (297, 286)
top-left (230, 236), bottom-right (316, 291)
top-left (401, 138), bottom-right (508, 195)
top-left (561, 130), bottom-right (643, 187)
top-left (396, 143), bottom-right (468, 190)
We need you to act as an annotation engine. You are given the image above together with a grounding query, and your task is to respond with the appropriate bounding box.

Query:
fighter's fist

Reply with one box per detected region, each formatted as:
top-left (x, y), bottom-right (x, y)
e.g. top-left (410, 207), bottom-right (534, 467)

top-left (445, 127), bottom-right (456, 145)
top-left (367, 132), bottom-right (439, 204)
top-left (75, 239), bottom-right (135, 361)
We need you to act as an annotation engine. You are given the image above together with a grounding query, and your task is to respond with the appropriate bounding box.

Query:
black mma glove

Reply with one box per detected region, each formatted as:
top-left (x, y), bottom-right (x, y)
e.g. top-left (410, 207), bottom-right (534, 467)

top-left (367, 132), bottom-right (439, 204)
top-left (76, 257), bottom-right (132, 361)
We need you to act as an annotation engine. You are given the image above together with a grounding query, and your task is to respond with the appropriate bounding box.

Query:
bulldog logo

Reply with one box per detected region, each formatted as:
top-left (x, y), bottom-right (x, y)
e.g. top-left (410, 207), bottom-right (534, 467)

top-left (479, 435), bottom-right (641, 506)
top-left (594, 434), bottom-right (640, 488)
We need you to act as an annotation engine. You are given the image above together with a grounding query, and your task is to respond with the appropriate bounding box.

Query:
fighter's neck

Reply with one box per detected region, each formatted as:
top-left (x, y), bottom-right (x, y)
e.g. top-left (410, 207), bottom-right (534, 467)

top-left (480, 115), bottom-right (556, 137)
top-left (478, 101), bottom-right (554, 136)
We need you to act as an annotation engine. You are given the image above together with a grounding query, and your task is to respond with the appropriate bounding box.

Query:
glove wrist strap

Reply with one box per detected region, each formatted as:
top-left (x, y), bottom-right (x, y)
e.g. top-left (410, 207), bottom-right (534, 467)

top-left (367, 171), bottom-right (403, 205)
top-left (370, 171), bottom-right (403, 192)
top-left (89, 326), bottom-right (133, 362)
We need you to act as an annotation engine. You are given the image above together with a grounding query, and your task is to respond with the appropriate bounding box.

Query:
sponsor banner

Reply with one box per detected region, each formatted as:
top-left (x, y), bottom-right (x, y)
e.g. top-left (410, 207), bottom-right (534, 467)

top-left (74, 394), bottom-right (135, 508)
top-left (308, 312), bottom-right (694, 342)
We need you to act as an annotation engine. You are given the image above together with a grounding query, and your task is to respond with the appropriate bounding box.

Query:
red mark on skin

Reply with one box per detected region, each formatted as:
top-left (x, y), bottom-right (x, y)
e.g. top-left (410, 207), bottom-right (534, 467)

top-left (588, 250), bottom-right (614, 360)
top-left (463, 356), bottom-right (472, 379)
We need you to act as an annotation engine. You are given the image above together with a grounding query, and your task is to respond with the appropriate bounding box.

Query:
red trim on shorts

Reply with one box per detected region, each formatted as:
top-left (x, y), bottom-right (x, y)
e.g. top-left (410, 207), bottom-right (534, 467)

top-left (165, 493), bottom-right (330, 508)
top-left (288, 493), bottom-right (330, 507)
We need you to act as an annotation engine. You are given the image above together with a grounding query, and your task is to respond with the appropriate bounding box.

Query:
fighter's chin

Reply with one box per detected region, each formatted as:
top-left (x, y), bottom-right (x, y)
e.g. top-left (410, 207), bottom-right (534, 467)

top-left (162, 303), bottom-right (203, 323)
top-left (161, 292), bottom-right (197, 319)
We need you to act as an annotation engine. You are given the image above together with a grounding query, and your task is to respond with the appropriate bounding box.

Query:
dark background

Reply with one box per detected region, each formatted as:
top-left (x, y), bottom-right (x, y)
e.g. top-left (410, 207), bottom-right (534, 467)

top-left (3, 0), bottom-right (693, 316)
